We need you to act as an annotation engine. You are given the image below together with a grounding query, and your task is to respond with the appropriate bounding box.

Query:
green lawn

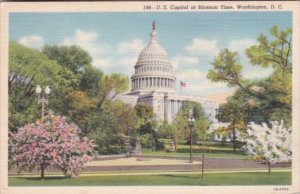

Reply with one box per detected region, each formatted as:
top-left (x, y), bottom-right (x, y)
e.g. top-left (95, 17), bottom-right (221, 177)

top-left (144, 141), bottom-right (247, 159)
top-left (142, 150), bottom-right (246, 159)
top-left (9, 171), bottom-right (291, 186)
top-left (143, 142), bottom-right (247, 158)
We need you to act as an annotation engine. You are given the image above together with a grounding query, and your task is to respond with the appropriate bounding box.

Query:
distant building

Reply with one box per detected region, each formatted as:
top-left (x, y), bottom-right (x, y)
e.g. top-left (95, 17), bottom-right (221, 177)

top-left (115, 22), bottom-right (219, 123)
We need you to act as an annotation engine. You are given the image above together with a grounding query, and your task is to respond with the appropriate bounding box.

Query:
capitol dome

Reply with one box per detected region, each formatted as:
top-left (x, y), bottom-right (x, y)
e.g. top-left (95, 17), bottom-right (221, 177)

top-left (131, 21), bottom-right (176, 92)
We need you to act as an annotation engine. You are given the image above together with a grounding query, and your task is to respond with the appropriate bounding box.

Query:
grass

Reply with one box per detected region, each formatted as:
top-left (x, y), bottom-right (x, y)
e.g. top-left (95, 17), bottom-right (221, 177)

top-left (143, 142), bottom-right (247, 158)
top-left (142, 150), bottom-right (246, 159)
top-left (9, 171), bottom-right (291, 186)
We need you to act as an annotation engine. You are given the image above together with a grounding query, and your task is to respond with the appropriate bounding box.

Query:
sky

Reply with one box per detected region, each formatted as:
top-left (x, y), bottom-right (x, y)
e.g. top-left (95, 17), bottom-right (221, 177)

top-left (9, 12), bottom-right (292, 103)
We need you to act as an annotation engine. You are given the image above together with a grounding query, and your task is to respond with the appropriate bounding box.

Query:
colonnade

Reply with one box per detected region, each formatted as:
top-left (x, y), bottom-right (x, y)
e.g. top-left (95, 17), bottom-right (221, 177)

top-left (167, 99), bottom-right (183, 115)
top-left (132, 77), bottom-right (175, 90)
top-left (163, 99), bottom-right (183, 122)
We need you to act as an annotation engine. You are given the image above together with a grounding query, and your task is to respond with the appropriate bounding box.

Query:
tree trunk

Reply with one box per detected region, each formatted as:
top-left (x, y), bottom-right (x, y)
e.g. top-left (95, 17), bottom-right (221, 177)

top-left (41, 163), bottom-right (45, 180)
top-left (173, 137), bottom-right (177, 151)
top-left (268, 161), bottom-right (271, 174)
top-left (232, 122), bottom-right (236, 153)
top-left (201, 153), bottom-right (204, 178)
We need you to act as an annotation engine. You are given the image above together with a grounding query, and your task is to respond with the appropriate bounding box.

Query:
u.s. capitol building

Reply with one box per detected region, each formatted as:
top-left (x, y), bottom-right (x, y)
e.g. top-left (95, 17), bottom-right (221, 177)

top-left (115, 22), bottom-right (219, 123)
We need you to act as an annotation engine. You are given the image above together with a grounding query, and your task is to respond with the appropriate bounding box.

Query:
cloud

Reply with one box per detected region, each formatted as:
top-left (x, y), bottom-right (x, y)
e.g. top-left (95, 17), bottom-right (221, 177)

top-left (204, 92), bottom-right (234, 104)
top-left (181, 81), bottom-right (235, 97)
top-left (62, 29), bottom-right (102, 57)
top-left (18, 35), bottom-right (44, 49)
top-left (184, 39), bottom-right (218, 55)
top-left (243, 66), bottom-right (273, 79)
top-left (117, 39), bottom-right (145, 56)
top-left (228, 39), bottom-right (256, 53)
top-left (114, 39), bottom-right (145, 69)
top-left (176, 69), bottom-right (205, 80)
top-left (118, 57), bottom-right (138, 67)
top-left (171, 55), bottom-right (199, 69)
top-left (227, 38), bottom-right (273, 80)
top-left (93, 58), bottom-right (112, 69)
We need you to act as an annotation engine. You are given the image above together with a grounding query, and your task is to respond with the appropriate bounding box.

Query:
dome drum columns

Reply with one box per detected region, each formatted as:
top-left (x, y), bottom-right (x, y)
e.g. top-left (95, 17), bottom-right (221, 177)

top-left (131, 77), bottom-right (175, 91)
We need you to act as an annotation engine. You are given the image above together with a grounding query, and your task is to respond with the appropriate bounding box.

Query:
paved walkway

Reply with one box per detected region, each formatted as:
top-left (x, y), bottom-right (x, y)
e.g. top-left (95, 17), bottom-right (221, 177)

top-left (84, 155), bottom-right (290, 172)
top-left (8, 155), bottom-right (291, 175)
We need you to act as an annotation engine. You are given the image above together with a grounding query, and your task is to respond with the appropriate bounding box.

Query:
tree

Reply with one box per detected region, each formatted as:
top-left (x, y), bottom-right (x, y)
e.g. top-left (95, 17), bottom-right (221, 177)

top-left (134, 103), bottom-right (159, 150)
top-left (79, 66), bottom-right (103, 97)
top-left (9, 42), bottom-right (77, 132)
top-left (216, 89), bottom-right (252, 152)
top-left (243, 121), bottom-right (292, 174)
top-left (42, 45), bottom-right (92, 73)
top-left (246, 26), bottom-right (292, 74)
top-left (64, 91), bottom-right (97, 135)
top-left (88, 100), bottom-right (138, 154)
top-left (97, 73), bottom-right (129, 108)
top-left (162, 101), bottom-right (210, 151)
top-left (9, 114), bottom-right (95, 179)
top-left (208, 26), bottom-right (292, 126)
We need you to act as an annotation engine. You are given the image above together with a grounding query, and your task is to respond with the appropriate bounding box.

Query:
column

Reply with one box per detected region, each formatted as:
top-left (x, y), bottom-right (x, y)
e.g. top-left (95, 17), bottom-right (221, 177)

top-left (132, 79), bottom-right (134, 90)
top-left (139, 78), bottom-right (141, 88)
top-left (169, 100), bottom-right (172, 120)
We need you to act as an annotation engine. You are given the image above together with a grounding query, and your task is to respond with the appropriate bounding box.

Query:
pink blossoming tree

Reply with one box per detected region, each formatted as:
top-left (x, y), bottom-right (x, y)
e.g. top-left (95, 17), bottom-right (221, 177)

top-left (9, 114), bottom-right (96, 180)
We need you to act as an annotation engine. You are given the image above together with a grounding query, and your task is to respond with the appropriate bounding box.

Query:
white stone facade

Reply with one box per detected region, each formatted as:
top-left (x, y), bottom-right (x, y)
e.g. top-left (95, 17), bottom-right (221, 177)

top-left (116, 22), bottom-right (219, 123)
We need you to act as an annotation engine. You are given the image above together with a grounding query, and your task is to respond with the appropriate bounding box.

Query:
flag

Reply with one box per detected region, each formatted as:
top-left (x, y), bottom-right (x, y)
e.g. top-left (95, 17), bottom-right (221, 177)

top-left (180, 81), bottom-right (187, 87)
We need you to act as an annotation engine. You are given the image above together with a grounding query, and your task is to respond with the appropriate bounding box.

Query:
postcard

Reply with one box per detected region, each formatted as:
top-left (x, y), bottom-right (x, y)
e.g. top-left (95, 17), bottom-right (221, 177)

top-left (0, 1), bottom-right (299, 194)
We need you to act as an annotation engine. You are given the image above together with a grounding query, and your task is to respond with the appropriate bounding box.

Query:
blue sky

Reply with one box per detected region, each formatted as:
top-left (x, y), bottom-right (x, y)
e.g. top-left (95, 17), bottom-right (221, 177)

top-left (10, 12), bottom-right (292, 103)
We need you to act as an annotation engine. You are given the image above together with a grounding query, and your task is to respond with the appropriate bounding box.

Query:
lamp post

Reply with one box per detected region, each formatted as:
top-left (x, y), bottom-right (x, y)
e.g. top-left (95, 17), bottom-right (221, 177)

top-left (35, 85), bottom-right (51, 121)
top-left (215, 108), bottom-right (219, 123)
top-left (188, 110), bottom-right (195, 163)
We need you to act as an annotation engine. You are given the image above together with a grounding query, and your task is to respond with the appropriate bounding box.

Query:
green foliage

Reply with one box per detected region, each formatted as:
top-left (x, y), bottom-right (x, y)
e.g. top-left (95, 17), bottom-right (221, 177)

top-left (246, 26), bottom-right (292, 73)
top-left (88, 101), bottom-right (138, 154)
top-left (208, 26), bottom-right (292, 128)
top-left (159, 101), bottom-right (211, 150)
top-left (98, 73), bottom-right (129, 108)
top-left (9, 42), bottom-right (77, 132)
top-left (134, 103), bottom-right (162, 150)
top-left (64, 91), bottom-right (97, 134)
top-left (140, 134), bottom-right (154, 149)
top-left (208, 49), bottom-right (244, 87)
top-left (42, 45), bottom-right (92, 73)
top-left (79, 66), bottom-right (103, 97)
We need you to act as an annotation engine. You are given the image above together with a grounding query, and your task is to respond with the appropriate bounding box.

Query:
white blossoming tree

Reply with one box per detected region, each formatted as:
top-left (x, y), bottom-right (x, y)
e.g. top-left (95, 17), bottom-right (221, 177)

top-left (243, 121), bottom-right (292, 174)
